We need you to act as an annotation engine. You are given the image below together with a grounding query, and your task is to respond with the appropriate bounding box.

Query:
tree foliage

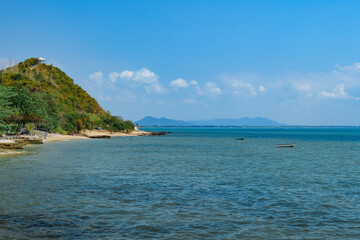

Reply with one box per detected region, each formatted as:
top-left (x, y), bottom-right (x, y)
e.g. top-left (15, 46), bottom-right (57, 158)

top-left (0, 85), bottom-right (18, 133)
top-left (0, 85), bottom-right (17, 119)
top-left (0, 58), bottom-right (134, 134)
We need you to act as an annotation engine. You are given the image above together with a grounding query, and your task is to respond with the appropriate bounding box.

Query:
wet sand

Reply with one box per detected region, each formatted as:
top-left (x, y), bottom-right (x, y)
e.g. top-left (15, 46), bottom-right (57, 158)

top-left (46, 130), bottom-right (150, 142)
top-left (1, 130), bottom-right (150, 156)
top-left (0, 149), bottom-right (23, 157)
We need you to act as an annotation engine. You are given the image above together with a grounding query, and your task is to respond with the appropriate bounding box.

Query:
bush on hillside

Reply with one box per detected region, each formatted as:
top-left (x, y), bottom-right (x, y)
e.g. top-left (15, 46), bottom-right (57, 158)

top-left (0, 58), bottom-right (135, 134)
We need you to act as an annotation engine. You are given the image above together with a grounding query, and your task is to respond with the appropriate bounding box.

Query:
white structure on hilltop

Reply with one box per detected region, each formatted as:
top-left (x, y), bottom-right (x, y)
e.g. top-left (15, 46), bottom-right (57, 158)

top-left (38, 57), bottom-right (46, 63)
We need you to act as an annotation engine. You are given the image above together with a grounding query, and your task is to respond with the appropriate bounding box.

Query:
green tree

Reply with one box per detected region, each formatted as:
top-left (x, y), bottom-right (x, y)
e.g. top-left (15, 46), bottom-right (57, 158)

top-left (123, 120), bottom-right (135, 132)
top-left (0, 85), bottom-right (17, 120)
top-left (0, 86), bottom-right (18, 134)
top-left (10, 88), bottom-right (44, 124)
top-left (1, 58), bottom-right (136, 134)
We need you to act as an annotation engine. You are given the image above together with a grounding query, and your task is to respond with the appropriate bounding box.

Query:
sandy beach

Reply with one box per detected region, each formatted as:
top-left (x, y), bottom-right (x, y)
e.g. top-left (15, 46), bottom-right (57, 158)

top-left (0, 130), bottom-right (150, 157)
top-left (45, 134), bottom-right (89, 142)
top-left (82, 129), bottom-right (150, 137)
top-left (46, 129), bottom-right (150, 142)
top-left (0, 151), bottom-right (23, 156)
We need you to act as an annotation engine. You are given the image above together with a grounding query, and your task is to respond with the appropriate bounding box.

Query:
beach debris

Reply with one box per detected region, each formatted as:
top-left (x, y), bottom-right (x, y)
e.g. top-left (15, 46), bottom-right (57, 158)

top-left (236, 138), bottom-right (245, 140)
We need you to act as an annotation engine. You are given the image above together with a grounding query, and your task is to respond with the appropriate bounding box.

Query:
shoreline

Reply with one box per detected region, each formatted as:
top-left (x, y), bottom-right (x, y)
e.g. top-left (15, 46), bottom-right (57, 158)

top-left (46, 129), bottom-right (150, 142)
top-left (0, 150), bottom-right (24, 157)
top-left (0, 130), bottom-right (150, 157)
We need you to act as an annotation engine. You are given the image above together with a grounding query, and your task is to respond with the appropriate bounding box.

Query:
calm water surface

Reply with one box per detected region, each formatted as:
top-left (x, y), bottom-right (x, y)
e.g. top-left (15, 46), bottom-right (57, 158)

top-left (1, 127), bottom-right (360, 239)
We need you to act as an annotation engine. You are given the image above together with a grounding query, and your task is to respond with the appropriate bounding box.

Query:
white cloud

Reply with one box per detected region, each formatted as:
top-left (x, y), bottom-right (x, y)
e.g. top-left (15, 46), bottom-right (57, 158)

top-left (107, 68), bottom-right (167, 94)
top-left (258, 85), bottom-right (266, 92)
top-left (109, 72), bottom-right (119, 82)
top-left (170, 78), bottom-right (189, 89)
top-left (190, 80), bottom-right (198, 85)
top-left (336, 63), bottom-right (360, 73)
top-left (108, 68), bottom-right (157, 84)
top-left (319, 84), bottom-right (350, 99)
top-left (203, 82), bottom-right (221, 96)
top-left (109, 70), bottom-right (134, 82)
top-left (145, 83), bottom-right (168, 94)
top-left (189, 81), bottom-right (221, 96)
top-left (280, 65), bottom-right (360, 101)
top-left (133, 68), bottom-right (158, 84)
top-left (120, 70), bottom-right (134, 79)
top-left (294, 82), bottom-right (311, 91)
top-left (89, 71), bottom-right (104, 83)
top-left (231, 80), bottom-right (257, 96)
top-left (220, 74), bottom-right (267, 97)
top-left (189, 80), bottom-right (203, 95)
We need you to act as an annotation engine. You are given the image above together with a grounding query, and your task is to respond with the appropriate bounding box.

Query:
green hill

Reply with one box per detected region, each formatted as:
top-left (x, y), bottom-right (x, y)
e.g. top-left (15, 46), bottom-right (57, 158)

top-left (0, 58), bottom-right (134, 134)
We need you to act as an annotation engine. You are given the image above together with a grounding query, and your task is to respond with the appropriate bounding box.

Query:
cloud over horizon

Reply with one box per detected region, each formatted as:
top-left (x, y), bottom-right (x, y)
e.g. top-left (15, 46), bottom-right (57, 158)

top-left (335, 62), bottom-right (360, 73)
top-left (170, 78), bottom-right (189, 89)
top-left (87, 62), bottom-right (360, 104)
top-left (83, 61), bottom-right (360, 125)
top-left (110, 68), bottom-right (160, 84)
top-left (318, 84), bottom-right (360, 101)
top-left (89, 68), bottom-right (168, 95)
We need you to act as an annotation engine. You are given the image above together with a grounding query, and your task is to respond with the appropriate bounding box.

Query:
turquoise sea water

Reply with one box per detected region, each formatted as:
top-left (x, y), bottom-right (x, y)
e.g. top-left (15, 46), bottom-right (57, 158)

top-left (1, 127), bottom-right (360, 239)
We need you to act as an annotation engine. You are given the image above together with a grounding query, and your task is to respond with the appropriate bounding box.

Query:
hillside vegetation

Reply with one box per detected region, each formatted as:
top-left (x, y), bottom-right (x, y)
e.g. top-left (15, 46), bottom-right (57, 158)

top-left (0, 58), bottom-right (134, 134)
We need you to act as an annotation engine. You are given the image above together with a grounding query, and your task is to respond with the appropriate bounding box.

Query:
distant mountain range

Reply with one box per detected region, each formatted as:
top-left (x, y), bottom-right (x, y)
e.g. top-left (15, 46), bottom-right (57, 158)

top-left (135, 116), bottom-right (285, 127)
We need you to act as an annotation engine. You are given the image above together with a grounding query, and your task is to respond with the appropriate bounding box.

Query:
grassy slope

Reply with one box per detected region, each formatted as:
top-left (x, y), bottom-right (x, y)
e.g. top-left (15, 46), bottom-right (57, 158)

top-left (0, 58), bottom-right (134, 133)
top-left (0, 58), bottom-right (104, 116)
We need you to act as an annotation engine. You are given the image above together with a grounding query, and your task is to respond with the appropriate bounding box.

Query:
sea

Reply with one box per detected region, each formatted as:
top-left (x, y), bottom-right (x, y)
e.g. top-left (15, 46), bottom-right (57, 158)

top-left (1, 127), bottom-right (360, 239)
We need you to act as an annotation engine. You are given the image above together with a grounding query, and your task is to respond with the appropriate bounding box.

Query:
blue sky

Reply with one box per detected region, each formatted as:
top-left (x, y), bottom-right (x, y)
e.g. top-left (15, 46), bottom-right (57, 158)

top-left (1, 0), bottom-right (360, 125)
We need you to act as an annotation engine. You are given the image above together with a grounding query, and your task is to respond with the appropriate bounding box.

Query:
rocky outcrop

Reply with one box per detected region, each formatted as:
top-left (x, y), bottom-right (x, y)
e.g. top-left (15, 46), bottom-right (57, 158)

top-left (0, 137), bottom-right (44, 150)
top-left (88, 135), bottom-right (111, 139)
top-left (149, 131), bottom-right (169, 136)
top-left (0, 140), bottom-right (24, 149)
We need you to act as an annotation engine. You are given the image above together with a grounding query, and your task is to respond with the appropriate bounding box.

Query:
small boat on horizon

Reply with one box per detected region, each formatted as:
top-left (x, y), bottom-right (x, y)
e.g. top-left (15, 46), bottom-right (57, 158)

top-left (276, 143), bottom-right (295, 148)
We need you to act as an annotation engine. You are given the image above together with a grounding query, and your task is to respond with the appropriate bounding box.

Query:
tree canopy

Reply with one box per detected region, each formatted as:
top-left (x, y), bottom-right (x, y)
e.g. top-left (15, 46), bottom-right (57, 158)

top-left (0, 58), bottom-right (134, 134)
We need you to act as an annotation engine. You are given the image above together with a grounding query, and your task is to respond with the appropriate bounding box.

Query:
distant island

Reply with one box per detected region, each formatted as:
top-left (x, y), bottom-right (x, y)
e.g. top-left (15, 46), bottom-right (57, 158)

top-left (135, 116), bottom-right (285, 127)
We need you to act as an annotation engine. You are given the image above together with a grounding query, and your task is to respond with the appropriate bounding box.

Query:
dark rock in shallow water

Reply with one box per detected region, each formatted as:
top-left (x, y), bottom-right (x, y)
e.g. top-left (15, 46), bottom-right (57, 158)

top-left (0, 137), bottom-right (44, 150)
top-left (88, 135), bottom-right (111, 139)
top-left (21, 139), bottom-right (44, 144)
top-left (0, 142), bottom-right (24, 149)
top-left (150, 131), bottom-right (168, 136)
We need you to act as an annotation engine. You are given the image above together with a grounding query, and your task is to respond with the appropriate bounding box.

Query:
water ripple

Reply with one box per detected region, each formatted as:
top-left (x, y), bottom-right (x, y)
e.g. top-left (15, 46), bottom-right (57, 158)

top-left (1, 128), bottom-right (360, 239)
